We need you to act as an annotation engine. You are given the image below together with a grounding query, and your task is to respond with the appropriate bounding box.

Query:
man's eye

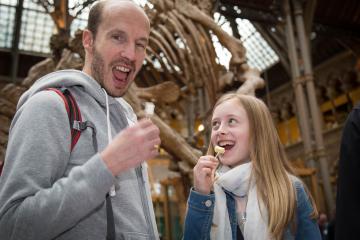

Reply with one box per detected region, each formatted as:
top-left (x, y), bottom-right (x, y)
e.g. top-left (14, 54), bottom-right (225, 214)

top-left (113, 35), bottom-right (125, 42)
top-left (136, 43), bottom-right (146, 49)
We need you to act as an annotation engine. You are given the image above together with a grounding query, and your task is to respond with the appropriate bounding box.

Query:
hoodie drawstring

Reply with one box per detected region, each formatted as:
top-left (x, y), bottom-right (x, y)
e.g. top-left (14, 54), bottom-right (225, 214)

top-left (102, 88), bottom-right (116, 197)
top-left (102, 88), bottom-right (116, 240)
top-left (103, 88), bottom-right (113, 143)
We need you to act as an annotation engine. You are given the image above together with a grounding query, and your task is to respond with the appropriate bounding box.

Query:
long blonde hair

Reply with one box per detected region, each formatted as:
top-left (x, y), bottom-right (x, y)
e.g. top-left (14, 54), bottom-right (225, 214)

top-left (207, 93), bottom-right (317, 239)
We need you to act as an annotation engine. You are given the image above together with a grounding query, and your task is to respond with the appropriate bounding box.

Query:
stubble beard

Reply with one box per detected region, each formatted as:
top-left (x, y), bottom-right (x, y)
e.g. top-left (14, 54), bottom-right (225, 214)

top-left (91, 47), bottom-right (135, 98)
top-left (91, 47), bottom-right (106, 92)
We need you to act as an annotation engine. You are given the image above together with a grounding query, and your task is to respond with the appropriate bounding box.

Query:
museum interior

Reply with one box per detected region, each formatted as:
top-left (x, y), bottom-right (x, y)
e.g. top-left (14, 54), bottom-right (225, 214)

top-left (0, 0), bottom-right (359, 239)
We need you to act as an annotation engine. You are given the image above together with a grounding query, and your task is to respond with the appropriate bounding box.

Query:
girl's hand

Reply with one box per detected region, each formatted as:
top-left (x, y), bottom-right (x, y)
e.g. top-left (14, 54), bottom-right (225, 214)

top-left (193, 155), bottom-right (219, 195)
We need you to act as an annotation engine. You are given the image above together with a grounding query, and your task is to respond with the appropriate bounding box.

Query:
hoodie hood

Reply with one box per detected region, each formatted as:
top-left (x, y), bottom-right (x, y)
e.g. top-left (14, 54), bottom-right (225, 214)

top-left (17, 69), bottom-right (116, 110)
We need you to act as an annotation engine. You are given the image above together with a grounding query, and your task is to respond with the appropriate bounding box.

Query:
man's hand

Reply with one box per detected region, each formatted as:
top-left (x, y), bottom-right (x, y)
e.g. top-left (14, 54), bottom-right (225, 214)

top-left (101, 118), bottom-right (161, 176)
top-left (193, 155), bottom-right (219, 195)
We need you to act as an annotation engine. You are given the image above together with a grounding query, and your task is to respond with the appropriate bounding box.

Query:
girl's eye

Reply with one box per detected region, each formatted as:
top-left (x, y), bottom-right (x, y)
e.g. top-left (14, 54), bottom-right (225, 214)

top-left (229, 118), bottom-right (237, 125)
top-left (212, 121), bottom-right (220, 130)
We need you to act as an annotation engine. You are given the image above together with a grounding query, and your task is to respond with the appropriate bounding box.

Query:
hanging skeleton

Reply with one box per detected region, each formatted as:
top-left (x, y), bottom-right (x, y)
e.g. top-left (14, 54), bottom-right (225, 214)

top-left (0, 0), bottom-right (265, 182)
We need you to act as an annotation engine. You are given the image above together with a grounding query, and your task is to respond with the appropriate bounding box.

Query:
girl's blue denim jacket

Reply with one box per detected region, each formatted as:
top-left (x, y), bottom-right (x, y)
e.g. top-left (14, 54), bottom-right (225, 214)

top-left (183, 179), bottom-right (321, 240)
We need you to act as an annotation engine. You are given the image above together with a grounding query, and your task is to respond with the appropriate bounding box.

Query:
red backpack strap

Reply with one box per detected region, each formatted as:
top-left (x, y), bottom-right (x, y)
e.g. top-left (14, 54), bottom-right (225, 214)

top-left (46, 87), bottom-right (82, 151)
top-left (0, 88), bottom-right (83, 176)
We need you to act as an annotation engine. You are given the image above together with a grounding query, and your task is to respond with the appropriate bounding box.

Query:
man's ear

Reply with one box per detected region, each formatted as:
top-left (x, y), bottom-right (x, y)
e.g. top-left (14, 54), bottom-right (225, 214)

top-left (82, 29), bottom-right (94, 53)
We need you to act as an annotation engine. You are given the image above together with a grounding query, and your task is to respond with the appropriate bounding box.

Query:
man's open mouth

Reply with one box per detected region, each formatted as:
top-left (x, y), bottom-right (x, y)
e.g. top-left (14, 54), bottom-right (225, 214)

top-left (112, 65), bottom-right (131, 86)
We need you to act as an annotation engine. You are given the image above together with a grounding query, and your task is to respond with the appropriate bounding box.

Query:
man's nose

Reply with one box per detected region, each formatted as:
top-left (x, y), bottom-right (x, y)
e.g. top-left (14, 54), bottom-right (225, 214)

top-left (121, 43), bottom-right (136, 61)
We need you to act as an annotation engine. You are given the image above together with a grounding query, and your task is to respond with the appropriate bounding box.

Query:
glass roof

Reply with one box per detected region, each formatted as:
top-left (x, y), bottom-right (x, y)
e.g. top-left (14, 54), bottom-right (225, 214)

top-left (0, 0), bottom-right (16, 6)
top-left (213, 13), bottom-right (279, 72)
top-left (19, 6), bottom-right (54, 53)
top-left (0, 0), bottom-right (89, 53)
top-left (237, 18), bottom-right (279, 71)
top-left (0, 3), bottom-right (16, 48)
top-left (0, 0), bottom-right (279, 72)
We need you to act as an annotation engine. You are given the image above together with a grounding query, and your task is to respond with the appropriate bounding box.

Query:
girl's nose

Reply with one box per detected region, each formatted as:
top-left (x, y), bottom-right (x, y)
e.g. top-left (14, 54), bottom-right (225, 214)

top-left (217, 123), bottom-right (228, 135)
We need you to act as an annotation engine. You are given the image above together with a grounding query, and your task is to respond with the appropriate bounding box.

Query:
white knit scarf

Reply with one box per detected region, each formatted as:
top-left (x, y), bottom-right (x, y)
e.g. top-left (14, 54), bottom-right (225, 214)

top-left (211, 162), bottom-right (270, 240)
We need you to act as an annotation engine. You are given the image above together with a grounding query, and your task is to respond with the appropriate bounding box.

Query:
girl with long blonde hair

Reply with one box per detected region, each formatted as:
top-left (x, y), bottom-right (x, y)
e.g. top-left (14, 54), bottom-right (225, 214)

top-left (183, 93), bottom-right (320, 240)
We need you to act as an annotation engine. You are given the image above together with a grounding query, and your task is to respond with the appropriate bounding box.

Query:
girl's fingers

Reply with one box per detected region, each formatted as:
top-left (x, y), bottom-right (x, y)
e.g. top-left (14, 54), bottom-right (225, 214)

top-left (201, 167), bottom-right (212, 176)
top-left (198, 155), bottom-right (218, 162)
top-left (197, 156), bottom-right (218, 167)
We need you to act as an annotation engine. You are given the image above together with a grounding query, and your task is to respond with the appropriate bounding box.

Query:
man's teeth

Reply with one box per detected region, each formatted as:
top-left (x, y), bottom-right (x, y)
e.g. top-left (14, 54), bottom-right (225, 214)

top-left (115, 66), bottom-right (130, 73)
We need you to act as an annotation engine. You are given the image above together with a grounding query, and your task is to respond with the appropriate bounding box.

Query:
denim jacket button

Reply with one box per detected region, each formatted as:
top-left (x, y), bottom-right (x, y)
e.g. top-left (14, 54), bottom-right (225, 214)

top-left (204, 200), bottom-right (212, 207)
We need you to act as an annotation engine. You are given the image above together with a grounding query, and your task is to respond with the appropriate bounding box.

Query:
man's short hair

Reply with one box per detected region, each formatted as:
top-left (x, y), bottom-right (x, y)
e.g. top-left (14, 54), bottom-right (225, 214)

top-left (87, 1), bottom-right (106, 39)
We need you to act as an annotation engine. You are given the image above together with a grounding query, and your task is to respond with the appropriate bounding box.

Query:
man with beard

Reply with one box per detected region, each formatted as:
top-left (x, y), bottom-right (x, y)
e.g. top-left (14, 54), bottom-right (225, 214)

top-left (0, 1), bottom-right (161, 239)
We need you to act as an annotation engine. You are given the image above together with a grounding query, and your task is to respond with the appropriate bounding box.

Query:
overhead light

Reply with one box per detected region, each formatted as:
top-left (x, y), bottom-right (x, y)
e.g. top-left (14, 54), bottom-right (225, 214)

top-left (311, 32), bottom-right (317, 40)
top-left (197, 124), bottom-right (205, 132)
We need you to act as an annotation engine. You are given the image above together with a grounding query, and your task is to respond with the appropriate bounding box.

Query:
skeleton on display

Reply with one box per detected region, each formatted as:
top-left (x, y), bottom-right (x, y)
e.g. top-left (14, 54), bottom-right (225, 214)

top-left (0, 0), bottom-right (265, 190)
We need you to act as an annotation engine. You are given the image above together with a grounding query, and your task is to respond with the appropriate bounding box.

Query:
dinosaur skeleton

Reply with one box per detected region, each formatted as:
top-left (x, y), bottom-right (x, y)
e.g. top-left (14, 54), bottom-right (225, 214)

top-left (0, 0), bottom-right (265, 188)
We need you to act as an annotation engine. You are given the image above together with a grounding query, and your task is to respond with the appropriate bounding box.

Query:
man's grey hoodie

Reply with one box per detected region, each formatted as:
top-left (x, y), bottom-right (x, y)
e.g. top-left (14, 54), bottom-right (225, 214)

top-left (0, 70), bottom-right (159, 240)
